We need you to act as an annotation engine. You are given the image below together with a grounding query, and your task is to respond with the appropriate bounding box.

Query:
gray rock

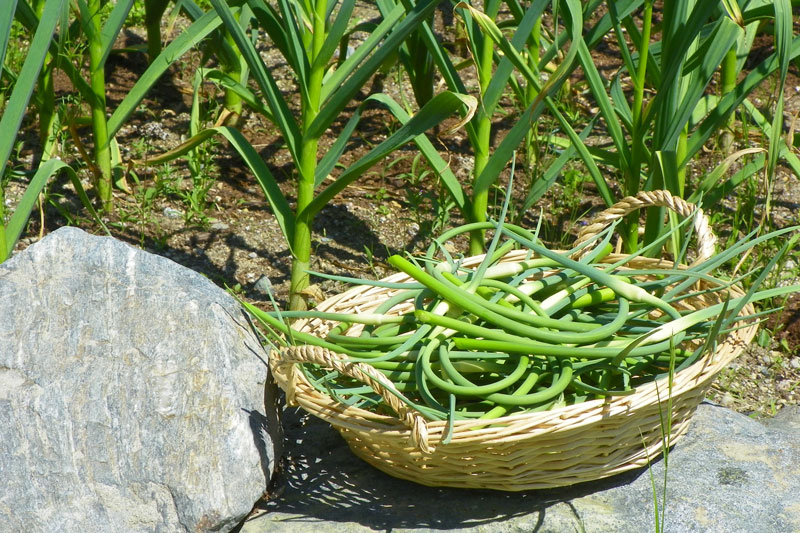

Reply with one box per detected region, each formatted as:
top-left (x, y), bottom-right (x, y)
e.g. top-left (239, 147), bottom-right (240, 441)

top-left (253, 275), bottom-right (273, 297)
top-left (242, 402), bottom-right (800, 533)
top-left (0, 227), bottom-right (281, 532)
top-left (163, 207), bottom-right (183, 219)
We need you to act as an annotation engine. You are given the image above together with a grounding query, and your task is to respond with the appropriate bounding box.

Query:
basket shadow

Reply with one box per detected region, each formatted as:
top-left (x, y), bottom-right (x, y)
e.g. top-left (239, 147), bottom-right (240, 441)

top-left (254, 407), bottom-right (658, 531)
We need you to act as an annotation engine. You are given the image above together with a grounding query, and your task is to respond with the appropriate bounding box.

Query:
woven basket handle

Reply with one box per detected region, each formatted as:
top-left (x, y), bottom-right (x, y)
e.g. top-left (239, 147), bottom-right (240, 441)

top-left (573, 190), bottom-right (716, 265)
top-left (276, 345), bottom-right (433, 453)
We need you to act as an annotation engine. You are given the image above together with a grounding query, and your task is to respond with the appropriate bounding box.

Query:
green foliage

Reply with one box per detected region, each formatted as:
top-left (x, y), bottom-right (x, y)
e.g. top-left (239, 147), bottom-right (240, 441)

top-left (392, 0), bottom-right (584, 255)
top-left (560, 0), bottom-right (799, 251)
top-left (2, 0), bottom-right (798, 315)
top-left (148, 0), bottom-right (476, 310)
top-left (396, 152), bottom-right (455, 237)
top-left (379, 0), bottom-right (798, 259)
top-left (1, 0), bottom-right (103, 261)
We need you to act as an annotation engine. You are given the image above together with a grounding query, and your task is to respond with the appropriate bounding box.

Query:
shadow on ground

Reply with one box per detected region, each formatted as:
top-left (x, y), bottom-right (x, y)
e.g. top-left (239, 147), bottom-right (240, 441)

top-left (243, 407), bottom-right (652, 531)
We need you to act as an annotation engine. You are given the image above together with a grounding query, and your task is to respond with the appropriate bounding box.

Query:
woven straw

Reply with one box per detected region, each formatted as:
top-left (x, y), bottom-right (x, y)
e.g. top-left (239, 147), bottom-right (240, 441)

top-left (270, 192), bottom-right (757, 490)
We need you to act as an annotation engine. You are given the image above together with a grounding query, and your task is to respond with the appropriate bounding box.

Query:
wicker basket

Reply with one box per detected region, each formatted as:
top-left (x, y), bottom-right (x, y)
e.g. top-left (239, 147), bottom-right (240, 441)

top-left (271, 191), bottom-right (758, 490)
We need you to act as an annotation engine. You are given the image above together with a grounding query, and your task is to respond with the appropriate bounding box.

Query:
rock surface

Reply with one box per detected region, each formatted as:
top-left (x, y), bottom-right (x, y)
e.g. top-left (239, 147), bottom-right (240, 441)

top-left (0, 227), bottom-right (281, 532)
top-left (242, 402), bottom-right (800, 533)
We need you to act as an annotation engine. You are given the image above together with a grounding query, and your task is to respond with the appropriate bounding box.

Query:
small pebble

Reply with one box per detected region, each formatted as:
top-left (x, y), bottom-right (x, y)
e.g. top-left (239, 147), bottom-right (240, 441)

top-left (163, 207), bottom-right (182, 219)
top-left (248, 252), bottom-right (258, 259)
top-left (253, 275), bottom-right (273, 296)
top-left (790, 358), bottom-right (800, 370)
top-left (720, 393), bottom-right (735, 408)
top-left (211, 222), bottom-right (229, 231)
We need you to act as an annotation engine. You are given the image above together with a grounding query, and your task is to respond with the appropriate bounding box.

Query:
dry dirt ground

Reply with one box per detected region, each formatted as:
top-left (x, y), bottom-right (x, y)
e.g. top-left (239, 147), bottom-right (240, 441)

top-left (7, 6), bottom-right (800, 417)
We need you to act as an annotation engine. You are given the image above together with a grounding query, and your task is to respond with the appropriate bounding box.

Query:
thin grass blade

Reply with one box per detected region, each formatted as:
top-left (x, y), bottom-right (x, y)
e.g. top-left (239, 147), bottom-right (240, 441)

top-left (13, 0), bottom-right (92, 98)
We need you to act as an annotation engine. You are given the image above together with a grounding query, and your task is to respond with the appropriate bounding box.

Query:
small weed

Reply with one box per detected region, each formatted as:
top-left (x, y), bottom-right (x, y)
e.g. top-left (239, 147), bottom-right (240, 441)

top-left (366, 187), bottom-right (391, 216)
top-left (396, 153), bottom-right (454, 236)
top-left (560, 168), bottom-right (590, 213)
top-left (363, 245), bottom-right (379, 278)
top-left (113, 164), bottom-right (175, 246)
top-left (228, 282), bottom-right (245, 296)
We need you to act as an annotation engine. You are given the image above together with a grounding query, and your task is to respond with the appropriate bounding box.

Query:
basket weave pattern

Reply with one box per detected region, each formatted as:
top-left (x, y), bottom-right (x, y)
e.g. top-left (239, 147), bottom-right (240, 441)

top-left (271, 192), bottom-right (757, 490)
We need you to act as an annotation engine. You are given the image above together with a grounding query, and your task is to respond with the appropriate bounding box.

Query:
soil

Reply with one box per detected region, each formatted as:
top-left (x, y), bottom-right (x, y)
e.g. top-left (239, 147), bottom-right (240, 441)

top-left (6, 6), bottom-right (800, 418)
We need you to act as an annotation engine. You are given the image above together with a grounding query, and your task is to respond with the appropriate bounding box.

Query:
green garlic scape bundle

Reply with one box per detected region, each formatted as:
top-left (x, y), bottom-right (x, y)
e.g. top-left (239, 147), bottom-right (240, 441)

top-left (244, 206), bottom-right (797, 427)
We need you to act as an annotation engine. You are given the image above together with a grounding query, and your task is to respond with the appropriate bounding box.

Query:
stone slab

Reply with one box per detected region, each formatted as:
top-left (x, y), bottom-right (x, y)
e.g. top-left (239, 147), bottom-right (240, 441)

top-left (241, 402), bottom-right (800, 533)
